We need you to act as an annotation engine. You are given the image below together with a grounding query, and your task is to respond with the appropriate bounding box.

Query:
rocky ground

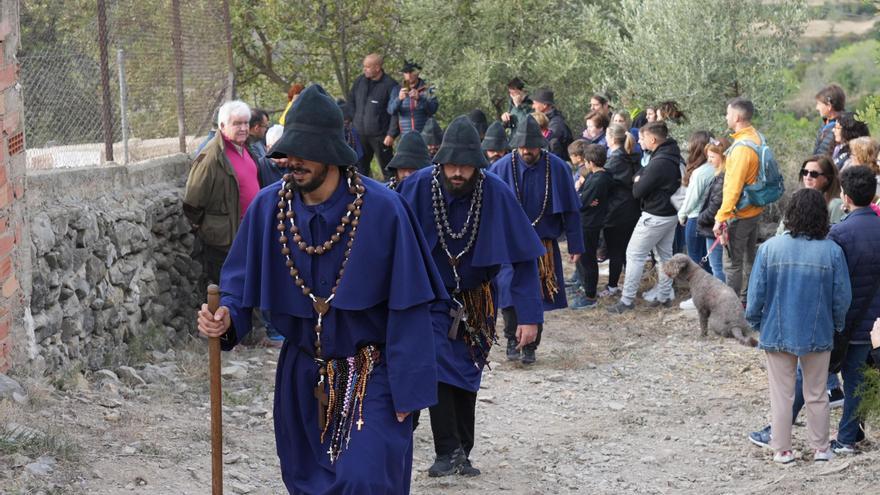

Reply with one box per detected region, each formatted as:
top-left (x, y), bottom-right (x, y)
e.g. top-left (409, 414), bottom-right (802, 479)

top-left (2, 265), bottom-right (879, 495)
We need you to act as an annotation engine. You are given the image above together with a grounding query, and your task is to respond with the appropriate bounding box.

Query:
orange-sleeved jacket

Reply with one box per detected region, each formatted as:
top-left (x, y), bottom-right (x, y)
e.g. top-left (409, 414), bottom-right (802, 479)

top-left (715, 126), bottom-right (763, 223)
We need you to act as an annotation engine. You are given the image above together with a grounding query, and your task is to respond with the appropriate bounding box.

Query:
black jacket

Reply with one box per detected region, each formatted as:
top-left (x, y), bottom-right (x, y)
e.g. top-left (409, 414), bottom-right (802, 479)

top-left (578, 170), bottom-right (612, 230)
top-left (697, 172), bottom-right (724, 238)
top-left (545, 108), bottom-right (573, 161)
top-left (632, 139), bottom-right (682, 216)
top-left (603, 149), bottom-right (641, 228)
top-left (347, 72), bottom-right (399, 137)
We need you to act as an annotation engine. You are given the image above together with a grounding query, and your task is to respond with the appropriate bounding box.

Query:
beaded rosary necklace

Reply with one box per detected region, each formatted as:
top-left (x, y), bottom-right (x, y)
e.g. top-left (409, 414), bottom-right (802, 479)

top-left (430, 163), bottom-right (484, 294)
top-left (275, 166), bottom-right (365, 438)
top-left (386, 176), bottom-right (398, 191)
top-left (510, 150), bottom-right (551, 226)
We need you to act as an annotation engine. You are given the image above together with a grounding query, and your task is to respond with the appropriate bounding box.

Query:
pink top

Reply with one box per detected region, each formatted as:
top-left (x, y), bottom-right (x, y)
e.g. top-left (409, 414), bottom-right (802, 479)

top-left (223, 136), bottom-right (260, 219)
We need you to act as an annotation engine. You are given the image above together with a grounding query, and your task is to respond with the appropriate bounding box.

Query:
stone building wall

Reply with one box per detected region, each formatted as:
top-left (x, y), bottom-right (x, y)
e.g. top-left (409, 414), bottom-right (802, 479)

top-left (26, 155), bottom-right (201, 373)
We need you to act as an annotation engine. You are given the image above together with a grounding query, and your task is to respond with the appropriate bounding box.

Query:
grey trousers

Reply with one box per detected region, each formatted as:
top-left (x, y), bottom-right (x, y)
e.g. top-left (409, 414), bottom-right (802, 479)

top-left (621, 212), bottom-right (678, 305)
top-left (723, 214), bottom-right (760, 301)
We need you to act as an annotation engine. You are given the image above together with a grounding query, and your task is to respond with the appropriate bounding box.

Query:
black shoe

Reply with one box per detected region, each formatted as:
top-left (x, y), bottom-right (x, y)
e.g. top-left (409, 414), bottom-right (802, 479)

top-left (506, 339), bottom-right (520, 361)
top-left (828, 387), bottom-right (845, 409)
top-left (457, 457), bottom-right (481, 477)
top-left (521, 347), bottom-right (536, 365)
top-left (428, 453), bottom-right (458, 477)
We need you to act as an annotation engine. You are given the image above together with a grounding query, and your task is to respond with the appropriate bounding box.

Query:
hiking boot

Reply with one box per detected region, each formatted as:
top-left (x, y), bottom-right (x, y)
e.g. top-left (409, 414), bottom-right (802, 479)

top-left (569, 291), bottom-right (598, 309)
top-left (506, 339), bottom-right (520, 361)
top-left (428, 453), bottom-right (459, 477)
top-left (452, 448), bottom-right (481, 476)
top-left (828, 387), bottom-right (845, 409)
top-left (598, 285), bottom-right (621, 298)
top-left (748, 425), bottom-right (772, 449)
top-left (607, 300), bottom-right (634, 314)
top-left (521, 347), bottom-right (536, 365)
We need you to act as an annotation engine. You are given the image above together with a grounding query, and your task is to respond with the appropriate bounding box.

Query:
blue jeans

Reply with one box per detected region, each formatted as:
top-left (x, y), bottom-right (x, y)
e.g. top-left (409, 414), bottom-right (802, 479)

top-left (684, 218), bottom-right (710, 274)
top-left (704, 236), bottom-right (725, 283)
top-left (838, 344), bottom-right (872, 444)
top-left (792, 367), bottom-right (841, 421)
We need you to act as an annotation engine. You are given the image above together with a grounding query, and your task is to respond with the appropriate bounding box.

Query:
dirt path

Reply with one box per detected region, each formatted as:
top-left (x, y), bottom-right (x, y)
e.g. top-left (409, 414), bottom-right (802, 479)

top-left (3, 279), bottom-right (879, 494)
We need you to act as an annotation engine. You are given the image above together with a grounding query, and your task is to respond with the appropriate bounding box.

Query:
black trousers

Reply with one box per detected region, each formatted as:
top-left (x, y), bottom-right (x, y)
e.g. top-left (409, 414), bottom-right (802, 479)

top-left (576, 227), bottom-right (602, 298)
top-left (603, 221), bottom-right (637, 289)
top-left (196, 242), bottom-right (228, 287)
top-left (428, 382), bottom-right (477, 457)
top-left (357, 134), bottom-right (394, 179)
top-left (501, 307), bottom-right (544, 351)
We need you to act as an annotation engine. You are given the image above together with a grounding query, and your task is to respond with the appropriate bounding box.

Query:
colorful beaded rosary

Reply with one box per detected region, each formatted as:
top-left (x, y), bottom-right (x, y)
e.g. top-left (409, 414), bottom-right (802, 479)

top-left (276, 166), bottom-right (369, 462)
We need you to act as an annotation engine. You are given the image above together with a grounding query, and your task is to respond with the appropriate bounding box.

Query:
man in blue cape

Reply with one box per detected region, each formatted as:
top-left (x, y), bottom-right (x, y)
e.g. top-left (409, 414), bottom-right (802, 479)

top-left (385, 130), bottom-right (432, 191)
top-left (397, 115), bottom-right (545, 477)
top-left (489, 115), bottom-right (584, 365)
top-left (197, 84), bottom-right (446, 494)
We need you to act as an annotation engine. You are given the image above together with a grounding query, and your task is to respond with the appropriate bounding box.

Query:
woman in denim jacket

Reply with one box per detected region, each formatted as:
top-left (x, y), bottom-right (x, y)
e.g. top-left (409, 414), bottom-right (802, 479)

top-left (745, 188), bottom-right (852, 464)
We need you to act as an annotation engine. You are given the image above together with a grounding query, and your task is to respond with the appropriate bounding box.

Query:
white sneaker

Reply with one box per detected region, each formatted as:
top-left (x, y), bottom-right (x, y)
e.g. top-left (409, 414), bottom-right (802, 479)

top-left (814, 448), bottom-right (834, 462)
top-left (679, 298), bottom-right (696, 310)
top-left (773, 450), bottom-right (795, 464)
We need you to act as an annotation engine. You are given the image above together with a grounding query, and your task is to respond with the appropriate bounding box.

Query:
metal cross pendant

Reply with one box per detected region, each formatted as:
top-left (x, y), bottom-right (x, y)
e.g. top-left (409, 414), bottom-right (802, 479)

top-left (448, 304), bottom-right (467, 339)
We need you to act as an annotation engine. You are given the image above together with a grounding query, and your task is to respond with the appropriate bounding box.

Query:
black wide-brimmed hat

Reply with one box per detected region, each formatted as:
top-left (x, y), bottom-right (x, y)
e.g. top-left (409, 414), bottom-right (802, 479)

top-left (531, 88), bottom-right (555, 105)
top-left (401, 60), bottom-right (422, 73)
top-left (421, 118), bottom-right (444, 146)
top-left (267, 84), bottom-right (358, 166)
top-left (386, 131), bottom-right (432, 171)
top-left (481, 121), bottom-right (510, 152)
top-left (468, 109), bottom-right (488, 136)
top-left (434, 115), bottom-right (490, 169)
top-left (509, 115), bottom-right (548, 149)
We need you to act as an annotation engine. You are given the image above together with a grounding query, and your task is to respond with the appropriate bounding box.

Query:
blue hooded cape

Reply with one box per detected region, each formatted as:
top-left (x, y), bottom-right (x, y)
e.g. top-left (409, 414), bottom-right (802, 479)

top-left (218, 173), bottom-right (447, 494)
top-left (489, 150), bottom-right (584, 310)
top-left (397, 166), bottom-right (544, 391)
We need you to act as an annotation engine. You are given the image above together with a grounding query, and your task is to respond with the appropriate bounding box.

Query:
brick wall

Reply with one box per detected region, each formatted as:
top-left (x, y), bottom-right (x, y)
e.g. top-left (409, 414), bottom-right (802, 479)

top-left (0, 0), bottom-right (26, 372)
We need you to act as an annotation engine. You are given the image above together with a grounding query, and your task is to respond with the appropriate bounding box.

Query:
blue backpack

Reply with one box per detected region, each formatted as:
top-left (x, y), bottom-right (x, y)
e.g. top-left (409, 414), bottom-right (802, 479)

top-left (726, 133), bottom-right (784, 210)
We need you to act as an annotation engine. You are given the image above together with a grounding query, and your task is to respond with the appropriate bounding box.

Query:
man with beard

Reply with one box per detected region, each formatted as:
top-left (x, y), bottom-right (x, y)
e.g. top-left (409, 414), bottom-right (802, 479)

top-left (482, 121), bottom-right (510, 165)
top-left (421, 118), bottom-right (443, 159)
top-left (489, 115), bottom-right (584, 364)
top-left (397, 116), bottom-right (545, 477)
top-left (196, 84), bottom-right (446, 494)
top-left (385, 131), bottom-right (432, 191)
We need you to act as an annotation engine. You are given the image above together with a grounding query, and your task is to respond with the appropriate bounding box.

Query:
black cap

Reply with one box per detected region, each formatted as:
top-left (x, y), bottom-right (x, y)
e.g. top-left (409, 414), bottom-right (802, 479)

top-left (481, 121), bottom-right (510, 152)
top-left (421, 118), bottom-right (444, 146)
top-left (508, 115), bottom-right (548, 149)
top-left (531, 88), bottom-right (555, 106)
top-left (434, 115), bottom-right (490, 169)
top-left (386, 131), bottom-right (432, 170)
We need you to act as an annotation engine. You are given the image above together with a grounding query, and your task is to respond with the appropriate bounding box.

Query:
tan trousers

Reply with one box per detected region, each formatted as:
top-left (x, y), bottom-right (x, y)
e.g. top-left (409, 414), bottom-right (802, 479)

top-left (765, 351), bottom-right (831, 452)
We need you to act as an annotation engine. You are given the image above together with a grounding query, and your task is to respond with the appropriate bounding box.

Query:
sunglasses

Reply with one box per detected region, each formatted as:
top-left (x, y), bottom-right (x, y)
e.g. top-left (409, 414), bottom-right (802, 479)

top-left (800, 169), bottom-right (824, 179)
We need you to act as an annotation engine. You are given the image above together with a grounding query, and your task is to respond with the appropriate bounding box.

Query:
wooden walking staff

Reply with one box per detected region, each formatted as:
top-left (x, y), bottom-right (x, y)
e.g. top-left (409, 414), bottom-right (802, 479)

top-left (207, 284), bottom-right (223, 495)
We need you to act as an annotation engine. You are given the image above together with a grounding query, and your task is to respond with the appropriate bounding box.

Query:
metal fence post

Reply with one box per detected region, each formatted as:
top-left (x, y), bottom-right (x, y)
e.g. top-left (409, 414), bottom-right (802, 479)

top-left (117, 48), bottom-right (129, 164)
top-left (97, 0), bottom-right (115, 163)
top-left (171, 0), bottom-right (186, 154)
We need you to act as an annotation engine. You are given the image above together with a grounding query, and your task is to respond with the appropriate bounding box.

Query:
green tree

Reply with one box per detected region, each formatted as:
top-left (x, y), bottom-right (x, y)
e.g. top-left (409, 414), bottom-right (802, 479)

top-left (232, 0), bottom-right (403, 111)
top-left (396, 0), bottom-right (613, 127)
top-left (605, 0), bottom-right (808, 135)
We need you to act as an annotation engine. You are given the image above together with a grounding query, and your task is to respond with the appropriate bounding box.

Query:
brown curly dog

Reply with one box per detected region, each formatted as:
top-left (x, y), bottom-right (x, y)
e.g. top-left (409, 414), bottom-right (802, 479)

top-left (663, 253), bottom-right (758, 347)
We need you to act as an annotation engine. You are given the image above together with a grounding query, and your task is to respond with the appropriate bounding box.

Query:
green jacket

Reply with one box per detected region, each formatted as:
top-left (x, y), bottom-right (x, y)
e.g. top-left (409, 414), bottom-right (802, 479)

top-left (507, 96), bottom-right (534, 130)
top-left (183, 133), bottom-right (255, 248)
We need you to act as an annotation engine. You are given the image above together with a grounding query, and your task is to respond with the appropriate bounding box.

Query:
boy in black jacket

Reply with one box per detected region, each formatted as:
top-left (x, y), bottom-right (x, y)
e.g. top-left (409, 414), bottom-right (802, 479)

top-left (608, 121), bottom-right (682, 313)
top-left (571, 144), bottom-right (613, 308)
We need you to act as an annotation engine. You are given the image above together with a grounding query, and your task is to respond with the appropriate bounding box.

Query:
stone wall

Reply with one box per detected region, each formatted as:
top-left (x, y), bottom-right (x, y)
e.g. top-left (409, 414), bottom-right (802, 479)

top-left (0, 2), bottom-right (27, 372)
top-left (26, 155), bottom-right (201, 373)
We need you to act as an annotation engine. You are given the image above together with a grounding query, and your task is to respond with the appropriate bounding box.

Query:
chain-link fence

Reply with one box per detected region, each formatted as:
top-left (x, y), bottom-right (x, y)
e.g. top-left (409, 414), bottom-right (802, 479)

top-left (20, 0), bottom-right (232, 169)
